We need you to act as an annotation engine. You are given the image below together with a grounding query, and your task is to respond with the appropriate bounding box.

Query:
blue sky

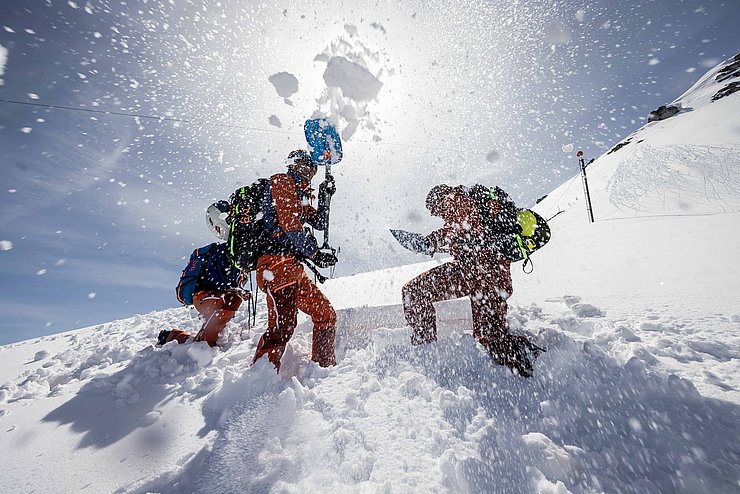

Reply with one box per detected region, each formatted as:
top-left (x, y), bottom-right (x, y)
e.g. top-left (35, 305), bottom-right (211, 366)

top-left (1, 0), bottom-right (739, 344)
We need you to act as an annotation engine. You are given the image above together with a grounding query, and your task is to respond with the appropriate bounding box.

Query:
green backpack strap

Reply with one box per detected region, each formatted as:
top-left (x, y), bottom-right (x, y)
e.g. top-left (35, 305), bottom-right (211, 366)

top-left (515, 233), bottom-right (534, 274)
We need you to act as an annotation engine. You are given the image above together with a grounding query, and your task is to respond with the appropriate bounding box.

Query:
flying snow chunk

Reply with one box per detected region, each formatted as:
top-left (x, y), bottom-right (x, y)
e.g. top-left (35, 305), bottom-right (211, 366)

top-left (0, 44), bottom-right (7, 85)
top-left (268, 72), bottom-right (299, 98)
top-left (28, 93), bottom-right (39, 100)
top-left (268, 115), bottom-right (282, 128)
top-left (370, 22), bottom-right (387, 34)
top-left (648, 58), bottom-right (660, 66)
top-left (36, 269), bottom-right (47, 276)
top-left (562, 143), bottom-right (574, 153)
top-left (323, 56), bottom-right (383, 102)
top-left (546, 22), bottom-right (571, 45)
top-left (0, 240), bottom-right (12, 251)
top-left (87, 292), bottom-right (96, 299)
top-left (485, 150), bottom-right (500, 162)
top-left (20, 127), bottom-right (32, 134)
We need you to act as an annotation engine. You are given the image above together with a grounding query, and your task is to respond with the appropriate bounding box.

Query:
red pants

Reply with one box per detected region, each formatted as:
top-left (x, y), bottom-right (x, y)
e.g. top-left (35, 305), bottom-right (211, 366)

top-left (252, 255), bottom-right (337, 370)
top-left (402, 256), bottom-right (511, 349)
top-left (166, 290), bottom-right (242, 346)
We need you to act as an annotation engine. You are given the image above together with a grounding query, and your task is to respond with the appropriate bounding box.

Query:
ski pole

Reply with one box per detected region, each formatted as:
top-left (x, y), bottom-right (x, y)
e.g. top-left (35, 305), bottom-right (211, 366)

top-left (322, 164), bottom-right (333, 249)
top-left (304, 258), bottom-right (328, 284)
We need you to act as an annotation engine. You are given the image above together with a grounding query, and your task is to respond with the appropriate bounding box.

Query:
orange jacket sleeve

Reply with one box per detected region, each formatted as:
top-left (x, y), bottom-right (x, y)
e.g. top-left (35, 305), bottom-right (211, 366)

top-left (270, 173), bottom-right (319, 257)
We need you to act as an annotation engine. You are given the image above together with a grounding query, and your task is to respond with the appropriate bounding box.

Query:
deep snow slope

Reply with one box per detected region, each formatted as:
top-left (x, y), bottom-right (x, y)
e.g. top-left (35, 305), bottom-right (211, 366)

top-left (1, 56), bottom-right (740, 493)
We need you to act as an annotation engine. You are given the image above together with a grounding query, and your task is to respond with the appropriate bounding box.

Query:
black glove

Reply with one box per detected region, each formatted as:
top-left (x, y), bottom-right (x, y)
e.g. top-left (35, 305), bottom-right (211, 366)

top-left (304, 227), bottom-right (318, 246)
top-left (319, 174), bottom-right (336, 199)
top-left (312, 250), bottom-right (338, 268)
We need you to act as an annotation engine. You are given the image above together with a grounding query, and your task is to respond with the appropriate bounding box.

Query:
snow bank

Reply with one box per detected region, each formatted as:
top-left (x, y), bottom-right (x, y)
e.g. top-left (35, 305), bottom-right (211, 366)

top-left (2, 266), bottom-right (740, 492)
top-left (134, 321), bottom-right (740, 493)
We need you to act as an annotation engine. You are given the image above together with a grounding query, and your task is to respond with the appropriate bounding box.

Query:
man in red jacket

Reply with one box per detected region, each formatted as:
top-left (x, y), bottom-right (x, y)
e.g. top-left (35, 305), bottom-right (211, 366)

top-left (402, 184), bottom-right (540, 377)
top-left (251, 150), bottom-right (338, 371)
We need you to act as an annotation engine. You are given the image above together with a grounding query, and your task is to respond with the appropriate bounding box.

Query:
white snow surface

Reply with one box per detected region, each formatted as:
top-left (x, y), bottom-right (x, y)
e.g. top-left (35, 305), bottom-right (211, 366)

top-left (1, 59), bottom-right (740, 493)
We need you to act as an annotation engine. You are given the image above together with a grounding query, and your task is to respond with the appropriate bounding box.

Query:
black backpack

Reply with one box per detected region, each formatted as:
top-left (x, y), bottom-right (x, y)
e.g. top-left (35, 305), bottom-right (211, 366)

top-left (467, 184), bottom-right (521, 259)
top-left (227, 179), bottom-right (270, 271)
top-left (467, 184), bottom-right (551, 268)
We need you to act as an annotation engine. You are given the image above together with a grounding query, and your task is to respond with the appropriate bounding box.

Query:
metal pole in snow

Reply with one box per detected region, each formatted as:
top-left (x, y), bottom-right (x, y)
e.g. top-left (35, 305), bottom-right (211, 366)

top-left (577, 151), bottom-right (595, 223)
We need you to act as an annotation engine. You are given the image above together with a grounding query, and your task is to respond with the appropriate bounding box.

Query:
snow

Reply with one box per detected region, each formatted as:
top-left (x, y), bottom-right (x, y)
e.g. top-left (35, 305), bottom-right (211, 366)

top-left (313, 33), bottom-right (386, 141)
top-left (545, 23), bottom-right (571, 45)
top-left (268, 71), bottom-right (299, 99)
top-left (486, 149), bottom-right (500, 162)
top-left (1, 55), bottom-right (740, 493)
top-left (322, 56), bottom-right (383, 102)
top-left (0, 43), bottom-right (7, 85)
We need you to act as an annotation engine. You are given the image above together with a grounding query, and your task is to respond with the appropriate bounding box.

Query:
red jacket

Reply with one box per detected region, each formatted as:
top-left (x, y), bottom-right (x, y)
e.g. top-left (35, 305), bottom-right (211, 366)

top-left (263, 171), bottom-right (326, 258)
top-left (425, 187), bottom-right (513, 295)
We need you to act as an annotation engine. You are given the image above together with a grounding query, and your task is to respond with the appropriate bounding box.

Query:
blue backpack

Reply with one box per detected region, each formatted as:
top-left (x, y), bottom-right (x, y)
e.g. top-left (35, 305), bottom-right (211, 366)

top-left (175, 243), bottom-right (217, 305)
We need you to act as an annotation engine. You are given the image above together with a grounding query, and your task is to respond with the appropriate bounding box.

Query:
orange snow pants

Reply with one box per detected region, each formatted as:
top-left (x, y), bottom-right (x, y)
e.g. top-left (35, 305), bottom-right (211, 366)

top-left (252, 255), bottom-right (337, 370)
top-left (402, 255), bottom-right (511, 349)
top-left (166, 289), bottom-right (242, 346)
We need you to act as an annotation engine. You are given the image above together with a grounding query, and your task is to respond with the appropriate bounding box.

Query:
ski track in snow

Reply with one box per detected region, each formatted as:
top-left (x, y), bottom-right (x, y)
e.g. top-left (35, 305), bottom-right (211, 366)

top-left (2, 293), bottom-right (739, 493)
top-left (607, 143), bottom-right (740, 214)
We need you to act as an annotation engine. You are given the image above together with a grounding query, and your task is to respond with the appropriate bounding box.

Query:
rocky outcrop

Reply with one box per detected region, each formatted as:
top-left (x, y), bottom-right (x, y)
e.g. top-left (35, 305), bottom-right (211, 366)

top-left (648, 105), bottom-right (680, 123)
top-left (711, 53), bottom-right (740, 101)
top-left (712, 81), bottom-right (740, 101)
top-left (607, 138), bottom-right (644, 155)
top-left (715, 53), bottom-right (740, 83)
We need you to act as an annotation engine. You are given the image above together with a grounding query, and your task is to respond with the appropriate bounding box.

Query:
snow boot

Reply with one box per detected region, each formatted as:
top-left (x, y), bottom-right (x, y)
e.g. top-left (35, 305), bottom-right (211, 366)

top-left (156, 330), bottom-right (171, 347)
top-left (488, 334), bottom-right (545, 378)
